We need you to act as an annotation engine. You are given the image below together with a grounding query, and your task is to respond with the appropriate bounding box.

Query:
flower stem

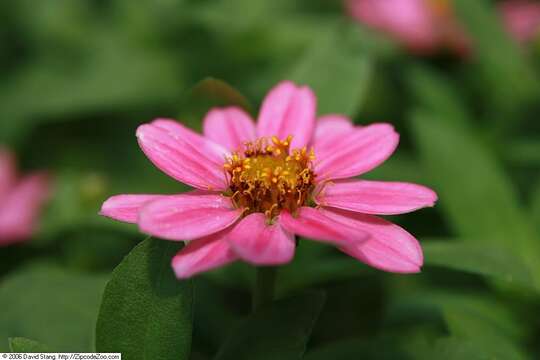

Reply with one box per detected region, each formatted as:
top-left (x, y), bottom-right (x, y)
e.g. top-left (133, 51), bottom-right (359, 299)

top-left (252, 266), bottom-right (277, 312)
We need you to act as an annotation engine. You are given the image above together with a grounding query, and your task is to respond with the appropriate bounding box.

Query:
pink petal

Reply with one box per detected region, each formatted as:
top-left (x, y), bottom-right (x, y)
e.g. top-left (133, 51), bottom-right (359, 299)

top-left (315, 180), bottom-right (437, 215)
top-left (203, 107), bottom-right (256, 152)
top-left (136, 119), bottom-right (228, 191)
top-left (0, 173), bottom-right (50, 245)
top-left (346, 0), bottom-right (438, 51)
top-left (171, 230), bottom-right (238, 279)
top-left (227, 213), bottom-right (295, 265)
top-left (100, 194), bottom-right (164, 223)
top-left (323, 208), bottom-right (423, 273)
top-left (0, 147), bottom-right (17, 202)
top-left (312, 115), bottom-right (354, 154)
top-left (256, 81), bottom-right (316, 149)
top-left (138, 193), bottom-right (241, 241)
top-left (314, 123), bottom-right (399, 182)
top-left (499, 1), bottom-right (540, 43)
top-left (279, 207), bottom-right (368, 247)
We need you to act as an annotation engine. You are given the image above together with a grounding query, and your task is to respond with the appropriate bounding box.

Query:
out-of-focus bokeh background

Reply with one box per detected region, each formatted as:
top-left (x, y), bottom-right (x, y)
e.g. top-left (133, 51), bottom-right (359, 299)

top-left (1, 0), bottom-right (540, 358)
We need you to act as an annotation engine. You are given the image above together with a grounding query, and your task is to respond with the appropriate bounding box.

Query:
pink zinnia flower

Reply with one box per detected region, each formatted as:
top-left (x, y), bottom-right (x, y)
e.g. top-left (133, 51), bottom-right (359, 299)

top-left (100, 81), bottom-right (437, 278)
top-left (0, 147), bottom-right (51, 246)
top-left (499, 1), bottom-right (540, 44)
top-left (346, 0), bottom-right (470, 55)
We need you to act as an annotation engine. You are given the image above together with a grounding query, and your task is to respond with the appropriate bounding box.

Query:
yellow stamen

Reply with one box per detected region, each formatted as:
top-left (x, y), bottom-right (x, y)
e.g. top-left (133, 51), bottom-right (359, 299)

top-left (223, 135), bottom-right (316, 219)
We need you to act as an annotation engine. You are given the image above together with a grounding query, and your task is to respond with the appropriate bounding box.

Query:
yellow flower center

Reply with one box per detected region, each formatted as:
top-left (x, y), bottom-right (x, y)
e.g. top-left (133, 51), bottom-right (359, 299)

top-left (224, 136), bottom-right (316, 220)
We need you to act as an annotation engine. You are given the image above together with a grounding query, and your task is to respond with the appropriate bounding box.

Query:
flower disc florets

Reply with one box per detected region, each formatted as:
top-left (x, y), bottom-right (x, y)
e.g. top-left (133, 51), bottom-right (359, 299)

top-left (224, 135), bottom-right (316, 220)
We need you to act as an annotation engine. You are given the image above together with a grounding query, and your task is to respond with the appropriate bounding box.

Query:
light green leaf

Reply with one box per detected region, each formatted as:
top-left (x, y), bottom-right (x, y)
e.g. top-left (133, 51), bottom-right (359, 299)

top-left (9, 338), bottom-right (50, 353)
top-left (423, 240), bottom-right (534, 288)
top-left (289, 22), bottom-right (372, 117)
top-left (454, 0), bottom-right (537, 109)
top-left (0, 264), bottom-right (107, 352)
top-left (430, 336), bottom-right (524, 360)
top-left (411, 110), bottom-right (540, 287)
top-left (214, 291), bottom-right (326, 360)
top-left (387, 291), bottom-right (527, 345)
top-left (95, 237), bottom-right (193, 360)
top-left (0, 31), bottom-right (183, 144)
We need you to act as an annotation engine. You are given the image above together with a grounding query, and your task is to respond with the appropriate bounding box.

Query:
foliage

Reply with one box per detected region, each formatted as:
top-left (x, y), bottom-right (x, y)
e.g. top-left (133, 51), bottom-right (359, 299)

top-left (1, 0), bottom-right (539, 358)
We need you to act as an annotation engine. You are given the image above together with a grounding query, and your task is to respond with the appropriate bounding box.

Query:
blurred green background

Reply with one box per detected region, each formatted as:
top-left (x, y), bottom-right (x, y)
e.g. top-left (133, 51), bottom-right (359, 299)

top-left (1, 0), bottom-right (540, 358)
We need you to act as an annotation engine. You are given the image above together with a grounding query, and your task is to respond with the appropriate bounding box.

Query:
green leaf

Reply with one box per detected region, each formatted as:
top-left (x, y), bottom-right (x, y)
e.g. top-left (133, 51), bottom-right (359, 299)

top-left (214, 291), bottom-right (326, 360)
top-left (411, 110), bottom-right (540, 287)
top-left (0, 30), bottom-right (183, 144)
top-left (95, 237), bottom-right (193, 360)
top-left (277, 241), bottom-right (370, 295)
top-left (180, 78), bottom-right (253, 128)
top-left (406, 66), bottom-right (468, 126)
top-left (533, 181), bottom-right (540, 232)
top-left (304, 338), bottom-right (405, 360)
top-left (9, 338), bottom-right (50, 353)
top-left (423, 240), bottom-right (534, 288)
top-left (388, 291), bottom-right (527, 345)
top-left (454, 0), bottom-right (537, 109)
top-left (0, 264), bottom-right (107, 352)
top-left (505, 138), bottom-right (540, 166)
top-left (289, 21), bottom-right (372, 117)
top-left (419, 336), bottom-right (525, 360)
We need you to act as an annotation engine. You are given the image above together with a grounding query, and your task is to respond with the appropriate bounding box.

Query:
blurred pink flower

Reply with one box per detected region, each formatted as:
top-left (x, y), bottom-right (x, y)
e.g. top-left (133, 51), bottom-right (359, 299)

top-left (0, 147), bottom-right (50, 246)
top-left (346, 0), bottom-right (470, 55)
top-left (100, 81), bottom-right (437, 278)
top-left (499, 1), bottom-right (540, 43)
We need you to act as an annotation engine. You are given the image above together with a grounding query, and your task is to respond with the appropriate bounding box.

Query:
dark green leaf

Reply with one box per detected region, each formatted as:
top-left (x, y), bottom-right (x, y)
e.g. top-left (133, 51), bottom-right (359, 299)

top-left (289, 22), bottom-right (372, 116)
top-left (406, 66), bottom-right (468, 126)
top-left (95, 237), bottom-right (193, 360)
top-left (505, 138), bottom-right (540, 166)
top-left (0, 264), bottom-right (107, 352)
top-left (533, 181), bottom-right (540, 232)
top-left (214, 291), bottom-right (326, 360)
top-left (9, 338), bottom-right (50, 353)
top-left (304, 338), bottom-right (406, 360)
top-left (277, 241), bottom-right (370, 295)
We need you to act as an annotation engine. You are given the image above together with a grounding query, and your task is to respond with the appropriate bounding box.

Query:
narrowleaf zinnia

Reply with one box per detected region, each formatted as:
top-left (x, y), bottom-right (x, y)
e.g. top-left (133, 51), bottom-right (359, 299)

top-left (100, 81), bottom-right (437, 278)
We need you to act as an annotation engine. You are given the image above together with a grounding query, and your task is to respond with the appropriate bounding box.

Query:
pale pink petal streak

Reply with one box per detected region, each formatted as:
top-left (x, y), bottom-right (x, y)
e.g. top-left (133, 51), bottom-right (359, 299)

top-left (0, 173), bottom-right (50, 244)
top-left (172, 230), bottom-right (238, 279)
top-left (203, 107), bottom-right (256, 152)
top-left (136, 119), bottom-right (228, 190)
top-left (314, 123), bottom-right (399, 182)
top-left (323, 208), bottom-right (423, 273)
top-left (138, 193), bottom-right (241, 241)
top-left (100, 194), bottom-right (164, 223)
top-left (315, 180), bottom-right (437, 215)
top-left (256, 81), bottom-right (316, 149)
top-left (227, 213), bottom-right (295, 265)
top-left (279, 207), bottom-right (368, 247)
top-left (312, 115), bottom-right (354, 153)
